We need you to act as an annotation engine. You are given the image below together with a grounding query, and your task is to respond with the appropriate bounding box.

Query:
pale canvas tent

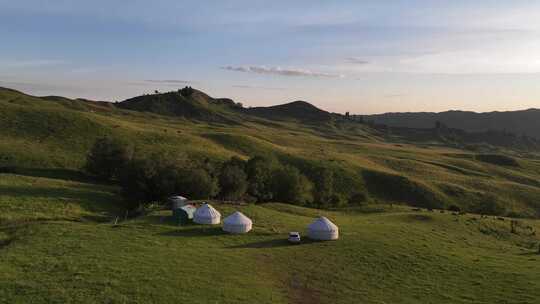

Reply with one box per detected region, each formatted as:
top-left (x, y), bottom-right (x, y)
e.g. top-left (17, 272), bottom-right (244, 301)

top-left (223, 211), bottom-right (252, 234)
top-left (193, 203), bottom-right (221, 225)
top-left (307, 216), bottom-right (339, 240)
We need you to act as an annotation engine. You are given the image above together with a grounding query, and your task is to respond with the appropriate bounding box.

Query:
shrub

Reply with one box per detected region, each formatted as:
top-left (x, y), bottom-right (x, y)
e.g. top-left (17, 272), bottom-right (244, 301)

top-left (218, 158), bottom-right (248, 200)
top-left (271, 166), bottom-right (314, 205)
top-left (471, 194), bottom-right (507, 216)
top-left (476, 154), bottom-right (519, 167)
top-left (349, 192), bottom-right (369, 205)
top-left (85, 137), bottom-right (132, 180)
top-left (448, 205), bottom-right (461, 212)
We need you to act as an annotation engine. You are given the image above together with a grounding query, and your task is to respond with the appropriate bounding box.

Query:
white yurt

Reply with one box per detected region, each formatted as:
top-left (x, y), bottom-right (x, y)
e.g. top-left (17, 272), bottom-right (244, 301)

top-left (307, 216), bottom-right (339, 240)
top-left (193, 203), bottom-right (221, 225)
top-left (223, 211), bottom-right (252, 234)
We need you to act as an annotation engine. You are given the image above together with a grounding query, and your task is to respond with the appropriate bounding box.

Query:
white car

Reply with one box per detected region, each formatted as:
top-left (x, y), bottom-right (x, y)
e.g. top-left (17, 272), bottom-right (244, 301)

top-left (288, 232), bottom-right (301, 244)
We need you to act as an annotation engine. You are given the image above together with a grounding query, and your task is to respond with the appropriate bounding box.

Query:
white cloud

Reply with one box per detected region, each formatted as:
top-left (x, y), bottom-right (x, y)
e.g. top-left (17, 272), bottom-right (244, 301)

top-left (221, 65), bottom-right (344, 78)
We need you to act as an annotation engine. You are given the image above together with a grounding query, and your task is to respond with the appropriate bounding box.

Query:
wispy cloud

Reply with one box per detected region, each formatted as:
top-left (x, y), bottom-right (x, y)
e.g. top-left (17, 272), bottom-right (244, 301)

top-left (144, 79), bottom-right (194, 84)
top-left (345, 57), bottom-right (369, 65)
top-left (221, 65), bottom-right (344, 78)
top-left (232, 85), bottom-right (287, 91)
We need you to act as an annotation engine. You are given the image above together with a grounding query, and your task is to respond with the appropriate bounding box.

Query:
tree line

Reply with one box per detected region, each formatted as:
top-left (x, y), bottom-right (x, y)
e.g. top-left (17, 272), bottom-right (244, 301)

top-left (85, 137), bottom-right (368, 211)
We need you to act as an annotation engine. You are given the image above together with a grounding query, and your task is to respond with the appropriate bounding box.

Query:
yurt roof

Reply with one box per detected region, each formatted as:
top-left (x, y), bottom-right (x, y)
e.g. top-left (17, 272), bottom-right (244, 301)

top-left (195, 203), bottom-right (221, 217)
top-left (169, 195), bottom-right (188, 201)
top-left (308, 216), bottom-right (338, 231)
top-left (224, 211), bottom-right (252, 225)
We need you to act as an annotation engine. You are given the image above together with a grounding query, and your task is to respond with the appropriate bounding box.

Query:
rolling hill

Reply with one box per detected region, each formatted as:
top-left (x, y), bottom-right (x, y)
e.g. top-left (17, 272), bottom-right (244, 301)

top-left (1, 86), bottom-right (540, 217)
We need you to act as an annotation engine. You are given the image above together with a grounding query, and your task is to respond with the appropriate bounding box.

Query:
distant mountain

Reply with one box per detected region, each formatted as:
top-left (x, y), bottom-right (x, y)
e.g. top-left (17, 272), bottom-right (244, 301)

top-left (365, 109), bottom-right (540, 139)
top-left (2, 85), bottom-right (539, 151)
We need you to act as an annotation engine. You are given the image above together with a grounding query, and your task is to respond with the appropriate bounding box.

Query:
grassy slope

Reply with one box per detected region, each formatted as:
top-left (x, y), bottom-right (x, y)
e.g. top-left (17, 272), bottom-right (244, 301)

top-left (2, 88), bottom-right (540, 216)
top-left (0, 172), bottom-right (539, 304)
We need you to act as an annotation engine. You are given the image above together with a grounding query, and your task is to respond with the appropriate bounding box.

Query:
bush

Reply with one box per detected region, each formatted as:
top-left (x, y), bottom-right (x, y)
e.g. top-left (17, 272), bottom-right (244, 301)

top-left (476, 154), bottom-right (519, 167)
top-left (349, 192), bottom-right (369, 205)
top-left (218, 157), bottom-right (248, 200)
top-left (471, 194), bottom-right (507, 216)
top-left (85, 137), bottom-right (132, 180)
top-left (271, 166), bottom-right (314, 205)
top-left (448, 205), bottom-right (461, 212)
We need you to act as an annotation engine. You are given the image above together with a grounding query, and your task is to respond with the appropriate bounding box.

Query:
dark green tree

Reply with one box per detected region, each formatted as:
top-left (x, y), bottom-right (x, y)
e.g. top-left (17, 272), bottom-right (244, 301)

top-left (218, 164), bottom-right (248, 200)
top-left (245, 156), bottom-right (280, 201)
top-left (85, 137), bottom-right (132, 181)
top-left (271, 166), bottom-right (314, 205)
top-left (312, 167), bottom-right (334, 207)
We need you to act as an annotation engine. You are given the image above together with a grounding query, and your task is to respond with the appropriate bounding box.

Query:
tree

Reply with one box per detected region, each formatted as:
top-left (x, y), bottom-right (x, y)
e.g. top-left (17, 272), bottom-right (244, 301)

top-left (271, 166), bottom-right (314, 205)
top-left (312, 167), bottom-right (334, 207)
top-left (85, 137), bottom-right (132, 181)
top-left (118, 154), bottom-right (218, 210)
top-left (177, 168), bottom-right (219, 199)
top-left (245, 156), bottom-right (279, 201)
top-left (218, 164), bottom-right (248, 200)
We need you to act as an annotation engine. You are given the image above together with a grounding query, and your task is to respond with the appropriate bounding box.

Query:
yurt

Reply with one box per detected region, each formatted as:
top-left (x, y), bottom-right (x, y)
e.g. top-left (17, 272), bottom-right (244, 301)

top-left (169, 195), bottom-right (188, 210)
top-left (193, 203), bottom-right (221, 225)
top-left (172, 204), bottom-right (196, 225)
top-left (307, 216), bottom-right (339, 240)
top-left (223, 211), bottom-right (252, 234)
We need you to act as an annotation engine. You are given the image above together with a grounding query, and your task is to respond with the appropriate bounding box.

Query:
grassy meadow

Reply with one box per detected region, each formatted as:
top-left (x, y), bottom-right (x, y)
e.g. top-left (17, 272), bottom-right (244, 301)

top-left (0, 172), bottom-right (539, 303)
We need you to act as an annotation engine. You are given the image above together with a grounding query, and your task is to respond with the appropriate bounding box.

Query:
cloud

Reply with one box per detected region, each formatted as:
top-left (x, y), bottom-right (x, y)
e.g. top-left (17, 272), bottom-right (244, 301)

top-left (144, 79), bottom-right (194, 84)
top-left (232, 85), bottom-right (287, 91)
top-left (345, 57), bottom-right (369, 65)
top-left (221, 65), bottom-right (344, 78)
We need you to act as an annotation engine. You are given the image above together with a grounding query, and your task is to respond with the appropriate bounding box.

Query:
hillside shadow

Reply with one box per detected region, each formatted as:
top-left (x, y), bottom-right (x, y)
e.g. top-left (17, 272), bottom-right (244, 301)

top-left (158, 226), bottom-right (225, 237)
top-left (4, 167), bottom-right (101, 184)
top-left (0, 184), bottom-right (119, 216)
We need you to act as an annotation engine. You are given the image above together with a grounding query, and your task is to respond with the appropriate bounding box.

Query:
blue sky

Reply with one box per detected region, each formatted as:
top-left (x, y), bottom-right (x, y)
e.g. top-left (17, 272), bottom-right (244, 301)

top-left (2, 1), bottom-right (540, 113)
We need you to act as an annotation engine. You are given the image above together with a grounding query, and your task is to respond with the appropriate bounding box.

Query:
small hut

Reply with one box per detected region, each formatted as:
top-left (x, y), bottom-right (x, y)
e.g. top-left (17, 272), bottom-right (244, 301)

top-left (223, 212), bottom-right (252, 234)
top-left (307, 216), bottom-right (339, 240)
top-left (193, 203), bottom-right (221, 225)
top-left (172, 204), bottom-right (196, 225)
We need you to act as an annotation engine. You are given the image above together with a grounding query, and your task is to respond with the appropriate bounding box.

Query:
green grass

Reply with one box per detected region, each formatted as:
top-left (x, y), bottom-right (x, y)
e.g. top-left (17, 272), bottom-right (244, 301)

top-left (1, 172), bottom-right (539, 303)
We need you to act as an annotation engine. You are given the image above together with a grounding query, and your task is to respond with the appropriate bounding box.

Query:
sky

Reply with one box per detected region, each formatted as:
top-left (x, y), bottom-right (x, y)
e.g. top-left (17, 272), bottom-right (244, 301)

top-left (2, 1), bottom-right (540, 114)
